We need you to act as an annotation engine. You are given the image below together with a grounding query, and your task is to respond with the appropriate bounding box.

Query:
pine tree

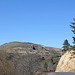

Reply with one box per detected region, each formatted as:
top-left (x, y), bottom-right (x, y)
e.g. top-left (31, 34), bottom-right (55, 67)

top-left (70, 18), bottom-right (75, 51)
top-left (62, 39), bottom-right (70, 52)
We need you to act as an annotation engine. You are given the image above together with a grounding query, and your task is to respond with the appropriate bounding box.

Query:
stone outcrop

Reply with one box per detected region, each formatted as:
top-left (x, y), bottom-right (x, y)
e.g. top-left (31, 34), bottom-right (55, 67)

top-left (55, 50), bottom-right (75, 72)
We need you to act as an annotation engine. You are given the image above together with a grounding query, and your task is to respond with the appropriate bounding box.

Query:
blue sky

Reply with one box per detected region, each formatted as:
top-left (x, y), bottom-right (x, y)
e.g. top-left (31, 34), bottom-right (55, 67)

top-left (0, 0), bottom-right (75, 48)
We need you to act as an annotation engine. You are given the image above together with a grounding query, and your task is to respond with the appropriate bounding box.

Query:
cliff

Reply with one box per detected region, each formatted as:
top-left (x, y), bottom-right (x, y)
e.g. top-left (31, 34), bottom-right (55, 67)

top-left (55, 50), bottom-right (75, 72)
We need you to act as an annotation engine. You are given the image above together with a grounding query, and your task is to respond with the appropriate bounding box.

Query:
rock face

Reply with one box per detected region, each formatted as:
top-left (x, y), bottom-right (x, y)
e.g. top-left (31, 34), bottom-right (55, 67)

top-left (55, 50), bottom-right (75, 72)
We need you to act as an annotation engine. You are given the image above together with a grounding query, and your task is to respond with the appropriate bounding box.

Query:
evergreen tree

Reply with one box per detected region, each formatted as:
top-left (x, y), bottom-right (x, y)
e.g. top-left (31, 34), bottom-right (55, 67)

top-left (62, 39), bottom-right (70, 52)
top-left (70, 18), bottom-right (75, 51)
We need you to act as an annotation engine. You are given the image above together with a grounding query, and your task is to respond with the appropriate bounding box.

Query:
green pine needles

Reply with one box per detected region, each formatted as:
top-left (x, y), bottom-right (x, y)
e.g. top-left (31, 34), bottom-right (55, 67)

top-left (62, 39), bottom-right (70, 52)
top-left (70, 18), bottom-right (75, 51)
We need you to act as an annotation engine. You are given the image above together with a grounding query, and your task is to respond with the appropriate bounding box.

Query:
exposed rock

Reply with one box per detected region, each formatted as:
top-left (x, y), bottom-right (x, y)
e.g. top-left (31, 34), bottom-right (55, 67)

top-left (55, 50), bottom-right (75, 72)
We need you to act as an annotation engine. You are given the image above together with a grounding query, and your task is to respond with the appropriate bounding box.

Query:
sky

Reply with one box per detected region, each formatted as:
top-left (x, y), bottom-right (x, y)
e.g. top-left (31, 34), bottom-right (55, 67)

top-left (0, 0), bottom-right (75, 48)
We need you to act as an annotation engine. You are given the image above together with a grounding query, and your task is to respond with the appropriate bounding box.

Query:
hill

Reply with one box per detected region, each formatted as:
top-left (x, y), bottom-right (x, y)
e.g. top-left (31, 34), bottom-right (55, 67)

top-left (0, 41), bottom-right (62, 59)
top-left (0, 41), bottom-right (63, 74)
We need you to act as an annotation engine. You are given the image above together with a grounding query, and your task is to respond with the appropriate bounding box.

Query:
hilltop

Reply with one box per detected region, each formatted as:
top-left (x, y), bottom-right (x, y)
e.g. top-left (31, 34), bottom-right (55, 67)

top-left (0, 41), bottom-right (62, 59)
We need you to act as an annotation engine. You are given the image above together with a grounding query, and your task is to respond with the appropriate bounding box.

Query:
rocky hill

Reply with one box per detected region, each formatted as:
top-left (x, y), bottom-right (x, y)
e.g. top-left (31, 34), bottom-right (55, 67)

top-left (55, 50), bottom-right (75, 72)
top-left (0, 41), bottom-right (62, 59)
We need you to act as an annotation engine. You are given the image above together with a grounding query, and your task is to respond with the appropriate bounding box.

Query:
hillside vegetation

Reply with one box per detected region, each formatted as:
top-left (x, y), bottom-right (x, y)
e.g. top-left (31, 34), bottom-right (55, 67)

top-left (0, 41), bottom-right (62, 58)
top-left (0, 42), bottom-right (62, 75)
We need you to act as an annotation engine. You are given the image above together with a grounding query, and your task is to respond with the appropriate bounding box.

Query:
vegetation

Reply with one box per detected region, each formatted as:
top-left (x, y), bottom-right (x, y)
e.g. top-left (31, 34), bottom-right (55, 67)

top-left (62, 39), bottom-right (70, 52)
top-left (62, 18), bottom-right (75, 53)
top-left (70, 18), bottom-right (75, 51)
top-left (0, 49), bottom-right (42, 75)
top-left (42, 56), bottom-right (60, 71)
top-left (0, 39), bottom-right (63, 75)
top-left (0, 51), bottom-right (16, 75)
top-left (15, 54), bottom-right (41, 75)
